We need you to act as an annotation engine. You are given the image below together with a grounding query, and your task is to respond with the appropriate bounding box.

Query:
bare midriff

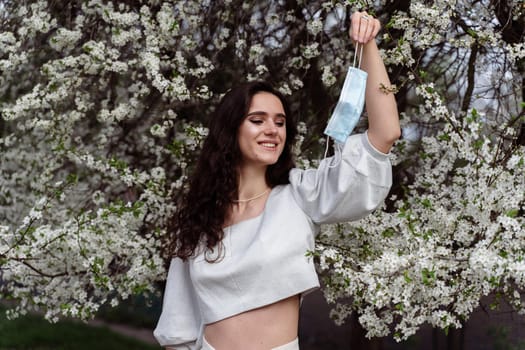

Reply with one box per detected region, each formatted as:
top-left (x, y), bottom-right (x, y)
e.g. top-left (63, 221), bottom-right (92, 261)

top-left (203, 294), bottom-right (300, 350)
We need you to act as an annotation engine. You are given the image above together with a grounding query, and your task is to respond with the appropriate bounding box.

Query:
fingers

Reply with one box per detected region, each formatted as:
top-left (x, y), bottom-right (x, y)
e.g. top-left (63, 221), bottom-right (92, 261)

top-left (349, 11), bottom-right (381, 44)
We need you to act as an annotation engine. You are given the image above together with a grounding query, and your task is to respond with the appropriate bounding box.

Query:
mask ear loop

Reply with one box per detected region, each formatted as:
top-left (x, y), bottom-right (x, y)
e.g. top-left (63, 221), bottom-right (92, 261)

top-left (353, 42), bottom-right (364, 69)
top-left (323, 43), bottom-right (363, 165)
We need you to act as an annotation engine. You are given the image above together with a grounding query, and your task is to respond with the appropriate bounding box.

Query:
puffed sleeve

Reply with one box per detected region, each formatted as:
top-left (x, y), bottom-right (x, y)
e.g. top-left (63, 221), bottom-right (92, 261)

top-left (289, 132), bottom-right (392, 225)
top-left (153, 257), bottom-right (202, 349)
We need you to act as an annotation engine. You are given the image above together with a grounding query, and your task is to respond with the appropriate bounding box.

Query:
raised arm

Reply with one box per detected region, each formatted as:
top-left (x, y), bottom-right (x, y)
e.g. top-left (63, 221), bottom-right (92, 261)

top-left (350, 11), bottom-right (401, 153)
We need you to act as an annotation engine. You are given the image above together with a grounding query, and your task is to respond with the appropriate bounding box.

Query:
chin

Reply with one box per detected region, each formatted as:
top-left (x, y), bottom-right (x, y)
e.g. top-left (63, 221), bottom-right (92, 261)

top-left (267, 156), bottom-right (282, 166)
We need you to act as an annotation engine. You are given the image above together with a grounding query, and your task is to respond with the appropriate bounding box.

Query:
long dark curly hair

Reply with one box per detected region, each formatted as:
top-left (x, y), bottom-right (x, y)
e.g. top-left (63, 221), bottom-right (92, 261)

top-left (170, 81), bottom-right (298, 260)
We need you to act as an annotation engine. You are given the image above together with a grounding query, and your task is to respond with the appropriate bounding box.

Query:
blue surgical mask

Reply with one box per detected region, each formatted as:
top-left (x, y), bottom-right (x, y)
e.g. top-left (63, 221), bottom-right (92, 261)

top-left (324, 44), bottom-right (367, 144)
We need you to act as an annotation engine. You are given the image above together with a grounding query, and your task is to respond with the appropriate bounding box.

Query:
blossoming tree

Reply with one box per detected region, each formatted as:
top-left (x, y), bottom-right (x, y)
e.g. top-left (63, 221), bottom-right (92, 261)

top-left (0, 0), bottom-right (523, 343)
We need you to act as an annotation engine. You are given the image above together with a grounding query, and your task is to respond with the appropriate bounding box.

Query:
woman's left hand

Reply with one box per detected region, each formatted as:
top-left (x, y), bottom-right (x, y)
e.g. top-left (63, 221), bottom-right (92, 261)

top-left (349, 11), bottom-right (381, 44)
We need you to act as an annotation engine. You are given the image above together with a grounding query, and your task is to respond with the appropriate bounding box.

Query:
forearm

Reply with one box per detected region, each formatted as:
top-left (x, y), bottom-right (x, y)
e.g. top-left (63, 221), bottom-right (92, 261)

top-left (360, 40), bottom-right (400, 153)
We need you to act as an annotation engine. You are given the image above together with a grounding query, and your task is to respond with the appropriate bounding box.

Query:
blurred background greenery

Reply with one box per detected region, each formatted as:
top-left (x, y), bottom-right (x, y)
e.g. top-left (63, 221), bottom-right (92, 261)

top-left (0, 294), bottom-right (162, 350)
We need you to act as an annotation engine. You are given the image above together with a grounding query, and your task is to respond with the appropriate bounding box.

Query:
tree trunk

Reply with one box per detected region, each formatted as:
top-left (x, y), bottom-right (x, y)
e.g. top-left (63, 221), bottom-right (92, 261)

top-left (447, 325), bottom-right (465, 350)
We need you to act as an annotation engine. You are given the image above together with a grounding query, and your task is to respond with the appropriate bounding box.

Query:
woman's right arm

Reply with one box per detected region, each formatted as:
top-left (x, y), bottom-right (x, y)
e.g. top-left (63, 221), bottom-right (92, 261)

top-left (154, 258), bottom-right (201, 349)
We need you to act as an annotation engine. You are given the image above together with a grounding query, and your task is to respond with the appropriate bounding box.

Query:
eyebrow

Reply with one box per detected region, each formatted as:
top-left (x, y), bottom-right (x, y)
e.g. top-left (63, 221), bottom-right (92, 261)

top-left (246, 111), bottom-right (286, 118)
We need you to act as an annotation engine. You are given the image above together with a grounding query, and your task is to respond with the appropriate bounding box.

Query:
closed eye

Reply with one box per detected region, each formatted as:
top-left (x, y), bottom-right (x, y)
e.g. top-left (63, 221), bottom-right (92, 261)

top-left (246, 111), bottom-right (286, 122)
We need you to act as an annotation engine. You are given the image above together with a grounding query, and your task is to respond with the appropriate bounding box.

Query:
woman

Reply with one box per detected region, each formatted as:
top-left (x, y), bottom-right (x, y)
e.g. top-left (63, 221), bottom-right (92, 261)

top-left (154, 11), bottom-right (400, 350)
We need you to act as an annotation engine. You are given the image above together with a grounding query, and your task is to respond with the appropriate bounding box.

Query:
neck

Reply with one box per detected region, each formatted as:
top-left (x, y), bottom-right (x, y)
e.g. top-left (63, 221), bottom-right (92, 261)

top-left (237, 164), bottom-right (269, 201)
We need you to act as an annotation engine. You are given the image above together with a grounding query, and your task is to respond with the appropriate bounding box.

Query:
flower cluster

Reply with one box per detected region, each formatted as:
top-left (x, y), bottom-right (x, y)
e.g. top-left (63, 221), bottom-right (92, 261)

top-left (317, 109), bottom-right (524, 340)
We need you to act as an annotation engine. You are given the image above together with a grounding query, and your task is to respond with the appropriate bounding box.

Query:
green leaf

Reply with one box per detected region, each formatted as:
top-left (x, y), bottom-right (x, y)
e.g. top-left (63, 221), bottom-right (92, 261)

top-left (438, 133), bottom-right (451, 141)
top-left (53, 140), bottom-right (66, 152)
top-left (385, 18), bottom-right (395, 30)
top-left (467, 108), bottom-right (479, 123)
top-left (488, 276), bottom-right (500, 287)
top-left (66, 173), bottom-right (78, 184)
top-left (404, 270), bottom-right (412, 283)
top-left (421, 268), bottom-right (435, 286)
top-left (466, 28), bottom-right (478, 38)
top-left (423, 230), bottom-right (434, 240)
top-left (421, 198), bottom-right (432, 209)
top-left (382, 228), bottom-right (395, 238)
top-left (167, 139), bottom-right (184, 157)
top-left (472, 138), bottom-right (484, 150)
top-left (506, 209), bottom-right (519, 218)
top-left (108, 157), bottom-right (128, 171)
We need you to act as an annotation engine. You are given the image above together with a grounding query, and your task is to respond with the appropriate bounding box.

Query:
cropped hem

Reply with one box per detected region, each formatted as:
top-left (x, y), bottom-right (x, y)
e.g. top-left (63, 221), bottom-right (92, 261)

top-left (202, 284), bottom-right (319, 324)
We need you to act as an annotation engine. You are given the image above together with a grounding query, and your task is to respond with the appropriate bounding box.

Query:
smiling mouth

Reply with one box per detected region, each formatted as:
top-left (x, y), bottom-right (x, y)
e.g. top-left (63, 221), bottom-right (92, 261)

top-left (259, 142), bottom-right (277, 149)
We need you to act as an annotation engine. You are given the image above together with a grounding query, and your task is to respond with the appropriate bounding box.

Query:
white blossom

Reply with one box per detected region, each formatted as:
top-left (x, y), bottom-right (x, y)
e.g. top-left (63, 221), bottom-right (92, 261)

top-left (307, 18), bottom-right (324, 36)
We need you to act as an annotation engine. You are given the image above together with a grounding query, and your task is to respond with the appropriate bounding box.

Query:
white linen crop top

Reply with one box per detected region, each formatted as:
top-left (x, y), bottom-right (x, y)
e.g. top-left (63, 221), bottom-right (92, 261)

top-left (154, 132), bottom-right (392, 349)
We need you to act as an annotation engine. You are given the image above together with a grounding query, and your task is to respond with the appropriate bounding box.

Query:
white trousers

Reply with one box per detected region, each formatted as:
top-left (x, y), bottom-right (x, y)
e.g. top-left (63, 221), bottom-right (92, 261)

top-left (202, 336), bottom-right (299, 350)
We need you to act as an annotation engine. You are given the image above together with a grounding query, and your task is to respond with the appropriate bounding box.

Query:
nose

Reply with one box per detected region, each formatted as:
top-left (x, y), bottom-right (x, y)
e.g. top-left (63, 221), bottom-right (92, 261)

top-left (264, 121), bottom-right (278, 135)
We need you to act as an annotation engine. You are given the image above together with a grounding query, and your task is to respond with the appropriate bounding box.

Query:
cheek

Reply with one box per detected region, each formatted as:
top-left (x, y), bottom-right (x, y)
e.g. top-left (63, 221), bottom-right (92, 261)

top-left (237, 135), bottom-right (249, 155)
top-left (237, 126), bottom-right (256, 155)
top-left (239, 122), bottom-right (258, 139)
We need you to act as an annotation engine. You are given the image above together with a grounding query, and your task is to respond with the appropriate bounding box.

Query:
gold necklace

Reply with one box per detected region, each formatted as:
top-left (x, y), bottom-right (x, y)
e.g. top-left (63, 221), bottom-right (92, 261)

top-left (233, 189), bottom-right (270, 203)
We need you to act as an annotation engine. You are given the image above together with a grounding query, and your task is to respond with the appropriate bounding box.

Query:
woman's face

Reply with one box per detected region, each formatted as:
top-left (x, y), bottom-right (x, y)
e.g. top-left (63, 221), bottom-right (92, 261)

top-left (237, 92), bottom-right (287, 168)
